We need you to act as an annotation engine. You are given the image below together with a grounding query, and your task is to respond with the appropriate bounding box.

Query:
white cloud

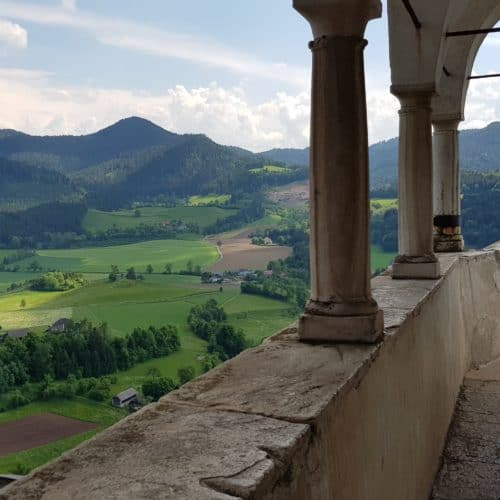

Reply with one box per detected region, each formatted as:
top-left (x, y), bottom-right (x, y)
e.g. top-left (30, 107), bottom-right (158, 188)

top-left (0, 1), bottom-right (307, 87)
top-left (0, 65), bottom-right (495, 151)
top-left (462, 78), bottom-right (500, 130)
top-left (0, 19), bottom-right (27, 49)
top-left (0, 70), bottom-right (311, 150)
top-left (61, 0), bottom-right (76, 11)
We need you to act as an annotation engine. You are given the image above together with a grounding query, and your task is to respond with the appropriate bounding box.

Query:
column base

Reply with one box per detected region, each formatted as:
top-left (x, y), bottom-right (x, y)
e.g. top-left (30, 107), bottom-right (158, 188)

top-left (392, 261), bottom-right (441, 279)
top-left (299, 309), bottom-right (384, 343)
top-left (433, 234), bottom-right (464, 253)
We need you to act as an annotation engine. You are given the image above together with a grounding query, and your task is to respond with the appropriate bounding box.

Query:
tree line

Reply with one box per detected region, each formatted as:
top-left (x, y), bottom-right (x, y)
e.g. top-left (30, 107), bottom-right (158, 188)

top-left (0, 320), bottom-right (180, 395)
top-left (30, 272), bottom-right (87, 291)
top-left (187, 299), bottom-right (247, 366)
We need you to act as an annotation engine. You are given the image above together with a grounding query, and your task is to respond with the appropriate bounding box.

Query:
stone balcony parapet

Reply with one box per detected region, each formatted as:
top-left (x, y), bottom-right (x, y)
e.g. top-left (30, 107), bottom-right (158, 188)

top-left (2, 244), bottom-right (500, 500)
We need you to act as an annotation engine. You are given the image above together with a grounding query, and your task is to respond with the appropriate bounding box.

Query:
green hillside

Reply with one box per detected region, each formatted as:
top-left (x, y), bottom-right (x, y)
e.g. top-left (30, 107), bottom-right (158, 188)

top-left (83, 206), bottom-right (237, 232)
top-left (8, 239), bottom-right (218, 274)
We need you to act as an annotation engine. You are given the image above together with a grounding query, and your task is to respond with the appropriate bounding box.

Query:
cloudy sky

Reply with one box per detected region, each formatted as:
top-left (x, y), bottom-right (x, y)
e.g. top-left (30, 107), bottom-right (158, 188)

top-left (0, 0), bottom-right (498, 151)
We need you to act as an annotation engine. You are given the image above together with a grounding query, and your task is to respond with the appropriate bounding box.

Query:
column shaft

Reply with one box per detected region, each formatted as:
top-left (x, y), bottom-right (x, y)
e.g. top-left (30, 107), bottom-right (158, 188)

top-left (299, 36), bottom-right (383, 343)
top-left (433, 120), bottom-right (464, 252)
top-left (392, 91), bottom-right (440, 279)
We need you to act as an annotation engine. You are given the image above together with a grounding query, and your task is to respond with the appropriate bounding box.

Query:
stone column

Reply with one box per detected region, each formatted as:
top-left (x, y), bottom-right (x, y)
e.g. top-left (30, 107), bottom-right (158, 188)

top-left (391, 89), bottom-right (441, 279)
top-left (432, 119), bottom-right (464, 252)
top-left (294, 0), bottom-right (383, 343)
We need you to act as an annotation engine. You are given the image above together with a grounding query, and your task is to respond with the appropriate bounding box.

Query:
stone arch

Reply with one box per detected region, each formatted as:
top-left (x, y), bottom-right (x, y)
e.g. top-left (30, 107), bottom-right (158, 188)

top-left (433, 1), bottom-right (500, 122)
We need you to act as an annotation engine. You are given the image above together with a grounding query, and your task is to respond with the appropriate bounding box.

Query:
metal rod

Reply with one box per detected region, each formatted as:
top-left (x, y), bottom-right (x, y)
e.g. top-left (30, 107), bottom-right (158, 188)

top-left (468, 73), bottom-right (500, 80)
top-left (447, 27), bottom-right (500, 37)
top-left (401, 0), bottom-right (421, 30)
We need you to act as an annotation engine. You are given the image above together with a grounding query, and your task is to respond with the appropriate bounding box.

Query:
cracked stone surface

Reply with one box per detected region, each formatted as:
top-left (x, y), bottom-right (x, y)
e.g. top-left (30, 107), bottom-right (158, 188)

top-left (432, 357), bottom-right (500, 500)
top-left (167, 326), bottom-right (379, 423)
top-left (0, 402), bottom-right (310, 500)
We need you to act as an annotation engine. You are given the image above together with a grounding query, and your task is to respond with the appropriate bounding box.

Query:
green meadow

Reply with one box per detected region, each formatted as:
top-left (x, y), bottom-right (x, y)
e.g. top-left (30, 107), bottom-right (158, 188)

top-left (83, 206), bottom-right (237, 232)
top-left (0, 203), bottom-right (394, 474)
top-left (0, 271), bottom-right (296, 473)
top-left (250, 165), bottom-right (291, 174)
top-left (0, 272), bottom-right (40, 292)
top-left (0, 275), bottom-right (296, 389)
top-left (370, 198), bottom-right (398, 215)
top-left (8, 239), bottom-right (219, 274)
top-left (188, 194), bottom-right (231, 206)
top-left (371, 245), bottom-right (396, 271)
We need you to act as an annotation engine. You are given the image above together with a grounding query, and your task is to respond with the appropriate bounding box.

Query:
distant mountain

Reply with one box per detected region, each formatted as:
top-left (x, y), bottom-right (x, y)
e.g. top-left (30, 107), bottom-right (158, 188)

top-left (2, 117), bottom-right (498, 211)
top-left (261, 148), bottom-right (309, 167)
top-left (459, 121), bottom-right (500, 169)
top-left (261, 121), bottom-right (500, 187)
top-left (0, 117), bottom-right (307, 210)
top-left (0, 117), bottom-right (275, 209)
top-left (97, 134), bottom-right (266, 205)
top-left (0, 117), bottom-right (181, 173)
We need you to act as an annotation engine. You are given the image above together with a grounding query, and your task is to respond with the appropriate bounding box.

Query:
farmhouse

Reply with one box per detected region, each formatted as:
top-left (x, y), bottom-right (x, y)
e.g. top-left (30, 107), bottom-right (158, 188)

top-left (47, 318), bottom-right (72, 333)
top-left (112, 388), bottom-right (139, 408)
top-left (0, 328), bottom-right (31, 341)
top-left (237, 269), bottom-right (255, 279)
top-left (263, 237), bottom-right (273, 245)
top-left (209, 273), bottom-right (223, 284)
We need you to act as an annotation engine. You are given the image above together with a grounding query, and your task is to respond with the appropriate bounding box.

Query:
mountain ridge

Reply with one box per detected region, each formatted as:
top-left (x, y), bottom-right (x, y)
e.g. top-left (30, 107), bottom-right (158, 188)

top-left (261, 121), bottom-right (500, 184)
top-left (1, 117), bottom-right (498, 211)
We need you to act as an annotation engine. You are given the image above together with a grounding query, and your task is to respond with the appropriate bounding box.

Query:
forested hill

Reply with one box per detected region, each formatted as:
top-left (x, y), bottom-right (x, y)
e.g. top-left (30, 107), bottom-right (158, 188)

top-left (0, 117), bottom-right (180, 172)
top-left (0, 157), bottom-right (81, 211)
top-left (261, 121), bottom-right (500, 187)
top-left (88, 135), bottom-right (274, 208)
top-left (0, 117), bottom-right (307, 210)
top-left (2, 117), bottom-right (498, 210)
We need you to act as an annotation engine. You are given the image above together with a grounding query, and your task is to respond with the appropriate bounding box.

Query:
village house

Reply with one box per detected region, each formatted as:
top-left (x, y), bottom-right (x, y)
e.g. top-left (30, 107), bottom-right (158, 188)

top-left (112, 388), bottom-right (139, 408)
top-left (47, 318), bottom-right (72, 333)
top-left (0, 329), bottom-right (31, 342)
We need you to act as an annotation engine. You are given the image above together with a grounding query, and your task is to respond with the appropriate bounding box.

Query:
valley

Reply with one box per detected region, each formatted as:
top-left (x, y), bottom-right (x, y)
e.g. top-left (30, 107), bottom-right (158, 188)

top-left (0, 116), bottom-right (498, 478)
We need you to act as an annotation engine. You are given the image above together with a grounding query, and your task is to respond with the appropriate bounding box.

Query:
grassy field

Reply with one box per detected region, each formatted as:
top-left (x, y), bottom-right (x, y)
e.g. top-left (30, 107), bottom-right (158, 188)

top-left (372, 244), bottom-right (396, 270)
top-left (10, 239), bottom-right (219, 274)
top-left (188, 194), bottom-right (231, 206)
top-left (0, 272), bottom-right (40, 292)
top-left (0, 271), bottom-right (296, 473)
top-left (0, 399), bottom-right (125, 474)
top-left (371, 198), bottom-right (398, 215)
top-left (0, 275), bottom-right (296, 385)
top-left (83, 206), bottom-right (237, 232)
top-left (250, 165), bottom-right (291, 174)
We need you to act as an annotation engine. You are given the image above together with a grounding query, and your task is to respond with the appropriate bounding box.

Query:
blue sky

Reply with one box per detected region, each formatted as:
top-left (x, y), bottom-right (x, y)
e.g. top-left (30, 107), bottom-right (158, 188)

top-left (0, 0), bottom-right (498, 151)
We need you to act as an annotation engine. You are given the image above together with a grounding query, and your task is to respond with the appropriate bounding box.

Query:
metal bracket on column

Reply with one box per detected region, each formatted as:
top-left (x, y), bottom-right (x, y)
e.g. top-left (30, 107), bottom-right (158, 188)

top-left (433, 215), bottom-right (460, 228)
top-left (401, 0), bottom-right (421, 30)
top-left (468, 73), bottom-right (500, 80)
top-left (446, 27), bottom-right (500, 37)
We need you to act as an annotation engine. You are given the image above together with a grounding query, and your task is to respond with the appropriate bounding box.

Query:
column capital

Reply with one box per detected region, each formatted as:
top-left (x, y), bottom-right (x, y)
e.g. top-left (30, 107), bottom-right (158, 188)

top-left (432, 118), bottom-right (460, 133)
top-left (391, 84), bottom-right (435, 106)
top-left (308, 35), bottom-right (368, 52)
top-left (293, 0), bottom-right (382, 38)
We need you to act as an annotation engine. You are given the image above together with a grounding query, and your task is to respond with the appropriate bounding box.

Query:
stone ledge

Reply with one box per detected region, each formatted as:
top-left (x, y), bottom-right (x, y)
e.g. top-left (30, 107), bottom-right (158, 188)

top-left (3, 247), bottom-right (500, 499)
top-left (0, 402), bottom-right (311, 500)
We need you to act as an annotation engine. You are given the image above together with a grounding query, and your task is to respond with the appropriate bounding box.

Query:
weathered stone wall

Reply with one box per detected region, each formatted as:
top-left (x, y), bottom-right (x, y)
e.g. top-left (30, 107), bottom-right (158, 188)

top-left (2, 246), bottom-right (499, 500)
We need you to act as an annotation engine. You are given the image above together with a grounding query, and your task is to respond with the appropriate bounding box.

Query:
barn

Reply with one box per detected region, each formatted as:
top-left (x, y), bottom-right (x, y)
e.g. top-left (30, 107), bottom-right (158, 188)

top-left (112, 388), bottom-right (139, 408)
